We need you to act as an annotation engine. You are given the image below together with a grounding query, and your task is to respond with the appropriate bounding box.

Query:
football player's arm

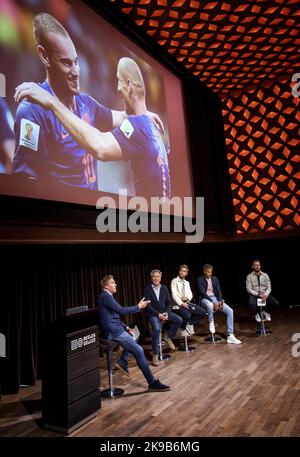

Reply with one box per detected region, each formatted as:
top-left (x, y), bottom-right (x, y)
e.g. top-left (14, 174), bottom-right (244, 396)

top-left (0, 139), bottom-right (14, 173)
top-left (111, 110), bottom-right (127, 129)
top-left (13, 104), bottom-right (49, 178)
top-left (50, 101), bottom-right (123, 161)
top-left (15, 82), bottom-right (123, 162)
top-left (0, 101), bottom-right (14, 173)
top-left (112, 108), bottom-right (164, 133)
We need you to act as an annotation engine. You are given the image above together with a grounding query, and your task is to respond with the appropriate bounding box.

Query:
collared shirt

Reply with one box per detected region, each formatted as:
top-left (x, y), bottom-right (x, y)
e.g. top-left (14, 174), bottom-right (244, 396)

top-left (246, 271), bottom-right (271, 296)
top-left (206, 277), bottom-right (214, 296)
top-left (103, 289), bottom-right (113, 296)
top-left (151, 283), bottom-right (161, 301)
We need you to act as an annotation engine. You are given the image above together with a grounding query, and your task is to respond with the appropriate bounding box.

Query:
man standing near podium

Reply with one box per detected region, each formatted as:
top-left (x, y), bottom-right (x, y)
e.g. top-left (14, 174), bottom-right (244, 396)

top-left (97, 275), bottom-right (170, 392)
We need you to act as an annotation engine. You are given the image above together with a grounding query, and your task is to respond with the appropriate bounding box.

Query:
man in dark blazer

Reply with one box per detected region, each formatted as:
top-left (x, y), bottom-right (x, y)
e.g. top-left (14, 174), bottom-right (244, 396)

top-left (144, 269), bottom-right (182, 365)
top-left (197, 264), bottom-right (241, 344)
top-left (97, 274), bottom-right (170, 391)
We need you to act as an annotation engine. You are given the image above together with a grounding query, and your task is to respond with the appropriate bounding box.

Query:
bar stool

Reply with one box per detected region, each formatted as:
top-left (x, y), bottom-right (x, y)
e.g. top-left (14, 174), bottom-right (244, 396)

top-left (204, 329), bottom-right (221, 343)
top-left (256, 305), bottom-right (272, 336)
top-left (204, 318), bottom-right (221, 343)
top-left (99, 338), bottom-right (124, 398)
top-left (178, 331), bottom-right (195, 352)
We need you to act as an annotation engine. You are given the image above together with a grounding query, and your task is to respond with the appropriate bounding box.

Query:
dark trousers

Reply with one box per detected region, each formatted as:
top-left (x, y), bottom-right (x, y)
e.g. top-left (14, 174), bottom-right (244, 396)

top-left (248, 294), bottom-right (279, 313)
top-left (173, 303), bottom-right (206, 329)
top-left (149, 312), bottom-right (182, 355)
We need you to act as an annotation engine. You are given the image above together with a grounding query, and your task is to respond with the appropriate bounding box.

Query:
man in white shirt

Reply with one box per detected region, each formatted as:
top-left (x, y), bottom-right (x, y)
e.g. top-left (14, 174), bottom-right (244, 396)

top-left (171, 264), bottom-right (206, 336)
top-left (246, 259), bottom-right (279, 322)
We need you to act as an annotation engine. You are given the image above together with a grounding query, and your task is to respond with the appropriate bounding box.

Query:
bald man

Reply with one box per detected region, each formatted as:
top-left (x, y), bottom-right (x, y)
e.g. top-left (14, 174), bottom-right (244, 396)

top-left (15, 57), bottom-right (171, 199)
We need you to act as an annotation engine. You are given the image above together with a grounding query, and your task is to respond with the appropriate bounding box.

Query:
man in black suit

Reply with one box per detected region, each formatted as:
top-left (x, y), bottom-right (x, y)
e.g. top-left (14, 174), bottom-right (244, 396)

top-left (144, 269), bottom-right (182, 365)
top-left (198, 264), bottom-right (241, 344)
top-left (97, 274), bottom-right (170, 391)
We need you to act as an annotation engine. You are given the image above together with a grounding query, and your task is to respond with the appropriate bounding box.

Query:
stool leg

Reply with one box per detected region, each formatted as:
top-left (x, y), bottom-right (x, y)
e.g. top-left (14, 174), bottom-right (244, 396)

top-left (101, 349), bottom-right (124, 398)
top-left (178, 334), bottom-right (195, 352)
top-left (159, 324), bottom-right (171, 361)
top-left (256, 307), bottom-right (272, 336)
top-left (204, 333), bottom-right (221, 343)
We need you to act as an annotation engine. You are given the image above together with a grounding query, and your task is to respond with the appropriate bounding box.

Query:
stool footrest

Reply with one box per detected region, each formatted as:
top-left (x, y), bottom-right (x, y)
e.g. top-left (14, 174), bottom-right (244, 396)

top-left (204, 334), bottom-right (221, 343)
top-left (159, 353), bottom-right (171, 361)
top-left (178, 345), bottom-right (195, 352)
top-left (101, 387), bottom-right (124, 398)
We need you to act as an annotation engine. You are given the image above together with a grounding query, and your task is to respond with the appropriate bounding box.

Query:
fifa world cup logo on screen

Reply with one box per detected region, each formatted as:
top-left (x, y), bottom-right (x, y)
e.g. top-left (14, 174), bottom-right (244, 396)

top-left (25, 123), bottom-right (33, 141)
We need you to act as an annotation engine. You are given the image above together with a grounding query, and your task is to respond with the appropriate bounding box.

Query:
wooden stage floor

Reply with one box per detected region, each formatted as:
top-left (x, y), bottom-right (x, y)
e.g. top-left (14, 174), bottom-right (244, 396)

top-left (1, 306), bottom-right (300, 437)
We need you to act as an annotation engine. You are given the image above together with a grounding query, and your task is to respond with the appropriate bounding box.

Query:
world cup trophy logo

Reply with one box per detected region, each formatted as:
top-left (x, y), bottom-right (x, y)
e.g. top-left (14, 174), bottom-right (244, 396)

top-left (25, 122), bottom-right (33, 141)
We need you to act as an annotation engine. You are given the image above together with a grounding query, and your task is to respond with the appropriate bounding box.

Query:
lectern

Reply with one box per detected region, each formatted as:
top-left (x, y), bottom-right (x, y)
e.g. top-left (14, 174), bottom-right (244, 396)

top-left (42, 308), bottom-right (100, 434)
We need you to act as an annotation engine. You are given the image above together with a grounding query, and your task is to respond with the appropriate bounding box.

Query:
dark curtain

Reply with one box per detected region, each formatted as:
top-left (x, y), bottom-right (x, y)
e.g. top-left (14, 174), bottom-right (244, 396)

top-left (1, 236), bottom-right (297, 394)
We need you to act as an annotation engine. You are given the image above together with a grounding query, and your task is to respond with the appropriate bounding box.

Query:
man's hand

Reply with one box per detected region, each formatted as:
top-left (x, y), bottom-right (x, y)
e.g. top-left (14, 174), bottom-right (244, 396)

top-left (138, 297), bottom-right (150, 309)
top-left (146, 110), bottom-right (165, 135)
top-left (14, 82), bottom-right (56, 109)
top-left (259, 293), bottom-right (267, 302)
top-left (158, 312), bottom-right (168, 321)
top-left (213, 302), bottom-right (221, 312)
top-left (181, 302), bottom-right (189, 309)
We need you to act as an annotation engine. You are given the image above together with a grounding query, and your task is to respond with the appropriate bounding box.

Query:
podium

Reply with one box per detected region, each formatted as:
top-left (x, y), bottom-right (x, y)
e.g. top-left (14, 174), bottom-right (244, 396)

top-left (42, 308), bottom-right (100, 434)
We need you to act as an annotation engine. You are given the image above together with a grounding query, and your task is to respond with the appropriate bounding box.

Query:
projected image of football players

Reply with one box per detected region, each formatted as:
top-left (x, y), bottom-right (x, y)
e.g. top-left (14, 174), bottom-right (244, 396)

top-left (13, 13), bottom-right (163, 191)
top-left (15, 57), bottom-right (171, 200)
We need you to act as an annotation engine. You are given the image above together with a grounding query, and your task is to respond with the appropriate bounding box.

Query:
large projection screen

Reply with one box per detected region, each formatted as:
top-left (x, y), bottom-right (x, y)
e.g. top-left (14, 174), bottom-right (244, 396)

top-left (0, 0), bottom-right (193, 216)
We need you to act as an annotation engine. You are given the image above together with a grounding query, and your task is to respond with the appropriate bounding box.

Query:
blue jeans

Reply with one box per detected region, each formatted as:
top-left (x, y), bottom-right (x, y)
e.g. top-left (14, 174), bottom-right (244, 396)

top-left (149, 312), bottom-right (182, 355)
top-left (114, 331), bottom-right (155, 385)
top-left (201, 296), bottom-right (234, 335)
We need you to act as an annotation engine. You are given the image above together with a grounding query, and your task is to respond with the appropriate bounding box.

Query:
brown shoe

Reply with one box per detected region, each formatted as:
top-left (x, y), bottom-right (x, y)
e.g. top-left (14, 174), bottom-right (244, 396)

top-left (163, 335), bottom-right (176, 351)
top-left (152, 354), bottom-right (159, 366)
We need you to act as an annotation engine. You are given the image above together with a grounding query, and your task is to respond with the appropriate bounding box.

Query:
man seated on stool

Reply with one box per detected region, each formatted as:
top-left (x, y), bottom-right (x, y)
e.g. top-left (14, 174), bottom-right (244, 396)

top-left (197, 264), bottom-right (242, 344)
top-left (97, 275), bottom-right (170, 392)
top-left (171, 264), bottom-right (206, 336)
top-left (246, 259), bottom-right (279, 323)
top-left (144, 269), bottom-right (182, 366)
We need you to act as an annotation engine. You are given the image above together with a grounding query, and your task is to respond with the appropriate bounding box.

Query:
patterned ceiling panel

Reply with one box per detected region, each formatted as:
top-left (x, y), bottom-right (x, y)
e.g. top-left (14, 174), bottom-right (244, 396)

top-left (108, 0), bottom-right (300, 233)
top-left (109, 0), bottom-right (299, 96)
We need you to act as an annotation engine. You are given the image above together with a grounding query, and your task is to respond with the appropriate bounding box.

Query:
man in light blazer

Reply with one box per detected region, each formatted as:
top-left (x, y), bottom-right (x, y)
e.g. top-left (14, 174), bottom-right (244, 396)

top-left (97, 274), bottom-right (170, 391)
top-left (144, 269), bottom-right (182, 366)
top-left (171, 264), bottom-right (206, 336)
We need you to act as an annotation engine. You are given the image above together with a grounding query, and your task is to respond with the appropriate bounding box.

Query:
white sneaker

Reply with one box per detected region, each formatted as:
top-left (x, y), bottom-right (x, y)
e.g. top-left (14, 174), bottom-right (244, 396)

top-left (227, 334), bottom-right (242, 344)
top-left (263, 311), bottom-right (271, 322)
top-left (186, 324), bottom-right (195, 335)
top-left (255, 313), bottom-right (262, 323)
top-left (209, 320), bottom-right (215, 334)
top-left (180, 329), bottom-right (189, 337)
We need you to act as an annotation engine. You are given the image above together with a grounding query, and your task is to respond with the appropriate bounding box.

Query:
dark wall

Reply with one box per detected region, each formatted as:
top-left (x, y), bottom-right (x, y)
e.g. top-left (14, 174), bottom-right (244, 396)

top-left (183, 80), bottom-right (235, 231)
top-left (1, 235), bottom-right (297, 394)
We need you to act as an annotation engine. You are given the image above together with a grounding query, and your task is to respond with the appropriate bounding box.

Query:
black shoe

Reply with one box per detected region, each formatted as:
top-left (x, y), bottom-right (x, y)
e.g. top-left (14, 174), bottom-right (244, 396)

top-left (148, 378), bottom-right (170, 392)
top-left (115, 361), bottom-right (130, 377)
